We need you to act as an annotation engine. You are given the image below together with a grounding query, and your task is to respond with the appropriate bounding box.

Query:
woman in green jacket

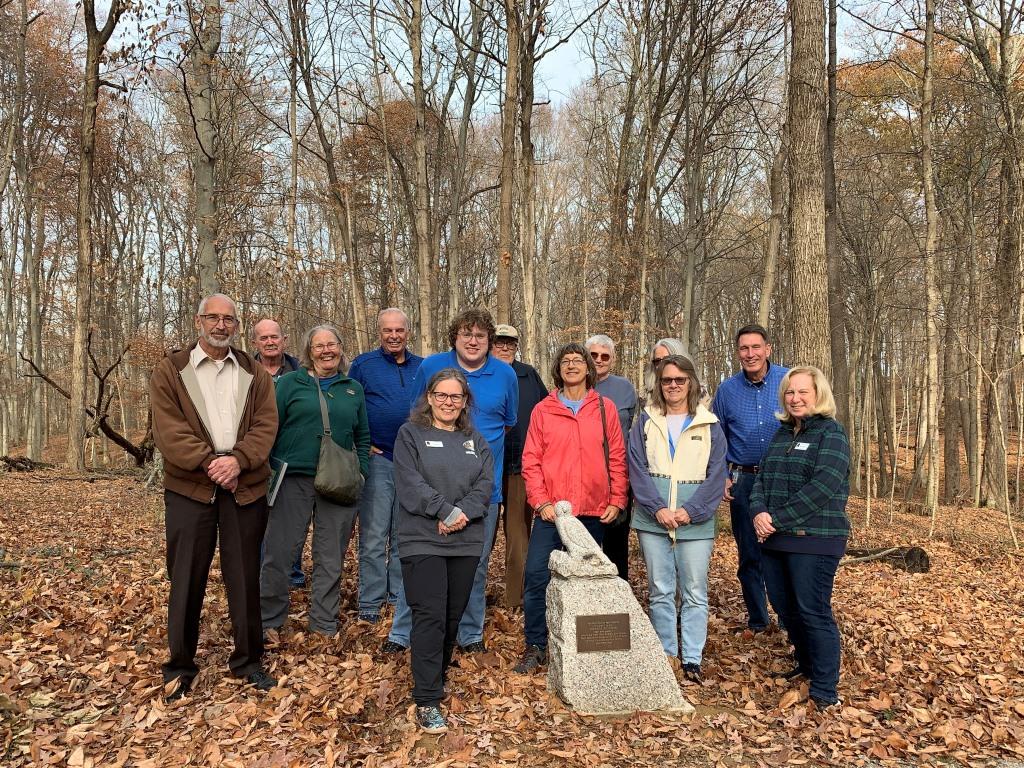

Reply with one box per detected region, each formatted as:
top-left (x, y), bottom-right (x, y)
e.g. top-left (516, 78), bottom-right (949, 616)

top-left (260, 324), bottom-right (371, 637)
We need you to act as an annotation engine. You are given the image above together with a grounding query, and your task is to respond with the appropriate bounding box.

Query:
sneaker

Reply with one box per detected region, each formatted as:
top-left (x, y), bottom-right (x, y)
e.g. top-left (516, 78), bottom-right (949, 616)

top-left (682, 663), bottom-right (703, 683)
top-left (460, 641), bottom-right (486, 654)
top-left (514, 644), bottom-right (547, 673)
top-left (381, 639), bottom-right (408, 654)
top-left (781, 666), bottom-right (806, 681)
top-left (289, 575), bottom-right (307, 589)
top-left (415, 705), bottom-right (448, 734)
top-left (245, 667), bottom-right (277, 691)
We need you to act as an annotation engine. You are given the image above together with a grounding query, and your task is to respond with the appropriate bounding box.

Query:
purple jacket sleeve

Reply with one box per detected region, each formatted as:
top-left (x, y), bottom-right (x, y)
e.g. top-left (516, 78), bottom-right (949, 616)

top-left (679, 422), bottom-right (728, 524)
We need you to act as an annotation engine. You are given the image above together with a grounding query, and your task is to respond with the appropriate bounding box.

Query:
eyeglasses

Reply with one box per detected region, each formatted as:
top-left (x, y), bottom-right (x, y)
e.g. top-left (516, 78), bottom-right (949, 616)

top-left (493, 339), bottom-right (518, 350)
top-left (590, 352), bottom-right (611, 362)
top-left (457, 331), bottom-right (489, 342)
top-left (312, 342), bottom-right (340, 353)
top-left (199, 314), bottom-right (237, 326)
top-left (560, 357), bottom-right (586, 367)
top-left (431, 391), bottom-right (466, 404)
top-left (660, 376), bottom-right (690, 387)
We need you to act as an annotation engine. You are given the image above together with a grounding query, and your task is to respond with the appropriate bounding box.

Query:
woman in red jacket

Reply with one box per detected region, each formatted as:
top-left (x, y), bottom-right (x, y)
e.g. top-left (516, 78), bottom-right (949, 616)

top-left (514, 342), bottom-right (629, 673)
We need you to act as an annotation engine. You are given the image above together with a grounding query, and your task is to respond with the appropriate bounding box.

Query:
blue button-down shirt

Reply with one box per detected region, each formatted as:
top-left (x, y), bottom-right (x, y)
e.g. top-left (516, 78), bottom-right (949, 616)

top-left (711, 361), bottom-right (789, 466)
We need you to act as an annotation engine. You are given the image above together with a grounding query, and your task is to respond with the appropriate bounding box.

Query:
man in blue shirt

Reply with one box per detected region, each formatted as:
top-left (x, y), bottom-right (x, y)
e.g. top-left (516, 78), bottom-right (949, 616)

top-left (383, 308), bottom-right (518, 654)
top-left (348, 308), bottom-right (423, 624)
top-left (711, 324), bottom-right (788, 634)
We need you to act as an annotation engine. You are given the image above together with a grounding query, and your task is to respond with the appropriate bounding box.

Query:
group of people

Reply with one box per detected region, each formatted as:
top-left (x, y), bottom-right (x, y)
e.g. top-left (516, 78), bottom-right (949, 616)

top-left (149, 294), bottom-right (851, 735)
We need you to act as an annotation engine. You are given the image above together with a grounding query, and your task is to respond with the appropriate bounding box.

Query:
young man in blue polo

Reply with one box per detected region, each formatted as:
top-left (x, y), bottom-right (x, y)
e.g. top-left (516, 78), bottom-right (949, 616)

top-left (711, 324), bottom-right (788, 634)
top-left (382, 308), bottom-right (518, 654)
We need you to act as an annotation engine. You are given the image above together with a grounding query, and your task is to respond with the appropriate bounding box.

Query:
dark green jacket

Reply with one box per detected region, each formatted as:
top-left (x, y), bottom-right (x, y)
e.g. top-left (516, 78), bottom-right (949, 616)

top-left (749, 415), bottom-right (850, 555)
top-left (271, 369), bottom-right (371, 477)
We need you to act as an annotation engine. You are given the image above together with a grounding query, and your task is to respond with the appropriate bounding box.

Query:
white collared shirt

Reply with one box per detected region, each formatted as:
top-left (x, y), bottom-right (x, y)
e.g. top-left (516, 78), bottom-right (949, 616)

top-left (190, 344), bottom-right (239, 453)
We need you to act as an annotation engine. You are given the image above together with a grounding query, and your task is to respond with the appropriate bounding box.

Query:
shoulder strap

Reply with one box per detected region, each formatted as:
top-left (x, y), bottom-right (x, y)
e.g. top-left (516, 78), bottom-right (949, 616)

top-left (596, 394), bottom-right (611, 498)
top-left (317, 386), bottom-right (332, 436)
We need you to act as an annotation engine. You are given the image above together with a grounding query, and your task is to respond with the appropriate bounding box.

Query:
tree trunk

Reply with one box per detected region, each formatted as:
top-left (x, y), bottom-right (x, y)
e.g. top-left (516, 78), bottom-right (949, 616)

top-left (825, 0), bottom-right (848, 424)
top-left (921, 0), bottom-right (941, 518)
top-left (787, 0), bottom-right (831, 373)
top-left (758, 144), bottom-right (785, 328)
top-left (410, 0), bottom-right (434, 349)
top-left (69, 0), bottom-right (124, 471)
top-left (497, 0), bottom-right (521, 325)
top-left (192, 0), bottom-right (222, 296)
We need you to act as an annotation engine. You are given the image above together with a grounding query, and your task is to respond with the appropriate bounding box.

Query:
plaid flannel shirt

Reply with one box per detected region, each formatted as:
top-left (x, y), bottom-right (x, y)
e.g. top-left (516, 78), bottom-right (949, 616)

top-left (749, 415), bottom-right (850, 542)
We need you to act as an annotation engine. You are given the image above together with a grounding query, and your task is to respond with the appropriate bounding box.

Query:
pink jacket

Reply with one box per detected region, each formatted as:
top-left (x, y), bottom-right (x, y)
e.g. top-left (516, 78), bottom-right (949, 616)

top-left (521, 389), bottom-right (629, 517)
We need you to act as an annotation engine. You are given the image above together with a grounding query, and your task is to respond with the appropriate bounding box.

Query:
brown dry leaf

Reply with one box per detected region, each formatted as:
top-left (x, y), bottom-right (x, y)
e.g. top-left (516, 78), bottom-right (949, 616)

top-left (778, 690), bottom-right (802, 710)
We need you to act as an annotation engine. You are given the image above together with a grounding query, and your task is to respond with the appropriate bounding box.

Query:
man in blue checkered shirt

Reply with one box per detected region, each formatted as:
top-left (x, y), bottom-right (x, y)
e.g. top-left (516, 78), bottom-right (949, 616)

top-left (711, 324), bottom-right (788, 633)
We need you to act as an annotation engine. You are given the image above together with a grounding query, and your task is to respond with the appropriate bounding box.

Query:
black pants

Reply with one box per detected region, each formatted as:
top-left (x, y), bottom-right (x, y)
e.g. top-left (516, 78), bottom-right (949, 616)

top-left (602, 494), bottom-right (632, 580)
top-left (163, 489), bottom-right (268, 685)
top-left (401, 554), bottom-right (478, 706)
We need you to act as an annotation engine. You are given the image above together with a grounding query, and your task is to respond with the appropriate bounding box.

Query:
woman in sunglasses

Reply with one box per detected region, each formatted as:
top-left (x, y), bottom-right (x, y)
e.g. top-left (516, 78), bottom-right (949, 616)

top-left (393, 368), bottom-right (494, 733)
top-left (514, 342), bottom-right (629, 673)
top-left (628, 354), bottom-right (726, 683)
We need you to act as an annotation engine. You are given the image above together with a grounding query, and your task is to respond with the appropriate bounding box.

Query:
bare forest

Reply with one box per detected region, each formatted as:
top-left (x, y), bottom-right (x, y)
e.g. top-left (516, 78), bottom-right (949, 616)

top-left (2, 0), bottom-right (1024, 764)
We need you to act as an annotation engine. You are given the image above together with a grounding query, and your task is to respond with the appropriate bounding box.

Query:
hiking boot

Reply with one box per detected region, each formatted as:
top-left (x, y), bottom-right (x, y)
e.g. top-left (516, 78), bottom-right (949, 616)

top-left (381, 639), bottom-right (408, 654)
top-left (415, 705), bottom-right (448, 734)
top-left (514, 644), bottom-right (546, 673)
top-left (460, 641), bottom-right (486, 654)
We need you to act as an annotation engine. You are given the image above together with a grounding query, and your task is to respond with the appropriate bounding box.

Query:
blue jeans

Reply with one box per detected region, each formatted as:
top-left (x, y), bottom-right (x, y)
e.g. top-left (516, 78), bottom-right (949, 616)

top-left (523, 517), bottom-right (605, 648)
top-left (730, 471), bottom-right (771, 629)
top-left (357, 454), bottom-right (402, 617)
top-left (389, 502), bottom-right (499, 647)
top-left (637, 531), bottom-right (714, 663)
top-left (761, 548), bottom-right (842, 704)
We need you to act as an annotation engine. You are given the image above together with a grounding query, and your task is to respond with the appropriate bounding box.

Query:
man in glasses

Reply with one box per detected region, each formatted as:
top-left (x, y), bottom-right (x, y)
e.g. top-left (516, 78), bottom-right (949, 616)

top-left (584, 334), bottom-right (638, 580)
top-left (348, 308), bottom-right (423, 624)
top-left (383, 308), bottom-right (518, 655)
top-left (710, 323), bottom-right (789, 636)
top-left (490, 324), bottom-right (547, 608)
top-left (150, 293), bottom-right (279, 702)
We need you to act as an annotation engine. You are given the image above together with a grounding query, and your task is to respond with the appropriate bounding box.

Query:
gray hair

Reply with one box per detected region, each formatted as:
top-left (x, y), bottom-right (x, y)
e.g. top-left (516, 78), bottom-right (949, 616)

top-left (377, 307), bottom-right (410, 329)
top-left (299, 323), bottom-right (348, 372)
top-left (249, 317), bottom-right (283, 341)
top-left (584, 334), bottom-right (616, 355)
top-left (196, 293), bottom-right (237, 316)
top-left (644, 338), bottom-right (690, 397)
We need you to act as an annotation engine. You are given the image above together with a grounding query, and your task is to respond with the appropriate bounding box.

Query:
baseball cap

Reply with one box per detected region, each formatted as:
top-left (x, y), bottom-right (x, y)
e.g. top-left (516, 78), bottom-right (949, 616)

top-left (494, 324), bottom-right (519, 340)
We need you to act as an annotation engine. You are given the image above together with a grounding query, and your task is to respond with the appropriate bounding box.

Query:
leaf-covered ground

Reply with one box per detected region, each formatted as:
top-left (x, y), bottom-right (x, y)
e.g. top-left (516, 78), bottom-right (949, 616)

top-left (1, 470), bottom-right (1022, 767)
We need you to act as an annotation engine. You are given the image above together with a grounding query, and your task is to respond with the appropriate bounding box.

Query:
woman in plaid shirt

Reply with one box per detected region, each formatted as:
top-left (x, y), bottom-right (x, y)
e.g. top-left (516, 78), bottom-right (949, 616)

top-left (749, 365), bottom-right (850, 710)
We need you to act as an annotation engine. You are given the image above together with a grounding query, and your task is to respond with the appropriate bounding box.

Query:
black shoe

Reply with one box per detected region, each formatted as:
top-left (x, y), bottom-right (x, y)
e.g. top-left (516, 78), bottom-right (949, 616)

top-left (514, 644), bottom-right (546, 673)
top-left (682, 663), bottom-right (703, 683)
top-left (163, 677), bottom-right (192, 703)
top-left (381, 639), bottom-right (408, 654)
top-left (245, 668), bottom-right (277, 691)
top-left (781, 666), bottom-right (806, 680)
top-left (811, 695), bottom-right (841, 711)
top-left (460, 641), bottom-right (486, 654)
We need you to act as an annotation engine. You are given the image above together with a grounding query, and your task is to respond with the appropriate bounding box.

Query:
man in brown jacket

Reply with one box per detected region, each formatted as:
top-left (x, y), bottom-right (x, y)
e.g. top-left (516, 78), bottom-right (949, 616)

top-left (150, 293), bottom-right (279, 702)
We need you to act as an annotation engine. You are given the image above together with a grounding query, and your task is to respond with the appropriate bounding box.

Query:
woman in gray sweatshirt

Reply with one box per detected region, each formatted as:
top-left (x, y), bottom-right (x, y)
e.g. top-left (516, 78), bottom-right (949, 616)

top-left (393, 368), bottom-right (494, 734)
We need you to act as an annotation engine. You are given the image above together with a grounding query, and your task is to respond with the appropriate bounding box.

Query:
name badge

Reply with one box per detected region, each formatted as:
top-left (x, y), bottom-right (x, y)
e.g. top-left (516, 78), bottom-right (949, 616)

top-left (425, 440), bottom-right (444, 448)
top-left (690, 435), bottom-right (702, 441)
top-left (795, 442), bottom-right (811, 451)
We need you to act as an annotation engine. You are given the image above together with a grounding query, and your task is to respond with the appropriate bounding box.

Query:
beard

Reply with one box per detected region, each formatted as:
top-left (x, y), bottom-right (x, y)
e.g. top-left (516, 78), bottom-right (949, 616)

top-left (200, 329), bottom-right (233, 349)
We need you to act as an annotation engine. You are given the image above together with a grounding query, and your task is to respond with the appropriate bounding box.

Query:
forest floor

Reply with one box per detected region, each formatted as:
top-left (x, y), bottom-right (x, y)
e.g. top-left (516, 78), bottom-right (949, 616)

top-left (1, 469), bottom-right (1022, 767)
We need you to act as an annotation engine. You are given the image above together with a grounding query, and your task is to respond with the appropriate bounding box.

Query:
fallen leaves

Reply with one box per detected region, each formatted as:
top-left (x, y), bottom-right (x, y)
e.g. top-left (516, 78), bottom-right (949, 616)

top-left (1, 473), bottom-right (1022, 767)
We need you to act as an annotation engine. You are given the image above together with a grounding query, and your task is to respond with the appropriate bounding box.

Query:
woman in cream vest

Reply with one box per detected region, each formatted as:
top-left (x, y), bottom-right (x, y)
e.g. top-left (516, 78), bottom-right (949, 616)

top-left (628, 355), bottom-right (727, 682)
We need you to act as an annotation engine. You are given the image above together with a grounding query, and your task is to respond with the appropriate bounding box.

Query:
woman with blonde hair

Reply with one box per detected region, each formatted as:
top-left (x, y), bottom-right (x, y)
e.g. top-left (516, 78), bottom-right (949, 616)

top-left (750, 365), bottom-right (850, 710)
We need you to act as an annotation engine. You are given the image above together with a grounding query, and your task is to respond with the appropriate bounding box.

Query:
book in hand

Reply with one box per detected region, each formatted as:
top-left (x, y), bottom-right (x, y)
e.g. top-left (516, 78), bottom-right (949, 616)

top-left (268, 457), bottom-right (288, 506)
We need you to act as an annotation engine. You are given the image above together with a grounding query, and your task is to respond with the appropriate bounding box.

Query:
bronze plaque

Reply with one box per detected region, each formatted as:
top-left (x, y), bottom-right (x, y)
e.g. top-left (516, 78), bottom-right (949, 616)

top-left (576, 613), bottom-right (631, 653)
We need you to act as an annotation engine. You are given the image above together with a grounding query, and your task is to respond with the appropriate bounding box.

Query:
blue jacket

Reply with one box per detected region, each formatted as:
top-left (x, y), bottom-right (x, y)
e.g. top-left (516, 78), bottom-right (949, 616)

top-left (348, 347), bottom-right (424, 460)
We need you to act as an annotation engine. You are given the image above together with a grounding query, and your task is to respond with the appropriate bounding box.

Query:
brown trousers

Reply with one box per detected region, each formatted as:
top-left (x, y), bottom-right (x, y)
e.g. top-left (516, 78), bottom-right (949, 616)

top-left (502, 473), bottom-right (533, 607)
top-left (162, 489), bottom-right (268, 685)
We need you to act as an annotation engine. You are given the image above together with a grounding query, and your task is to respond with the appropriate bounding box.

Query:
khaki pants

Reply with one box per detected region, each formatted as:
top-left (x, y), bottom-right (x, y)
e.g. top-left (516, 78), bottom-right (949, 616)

top-left (502, 473), bottom-right (533, 607)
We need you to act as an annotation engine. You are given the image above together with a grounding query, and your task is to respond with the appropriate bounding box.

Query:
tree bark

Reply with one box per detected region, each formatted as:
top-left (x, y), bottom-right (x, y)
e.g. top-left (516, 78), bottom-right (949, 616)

top-left (787, 0), bottom-right (831, 373)
top-left (497, 0), bottom-right (521, 325)
top-left (191, 0), bottom-right (222, 296)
